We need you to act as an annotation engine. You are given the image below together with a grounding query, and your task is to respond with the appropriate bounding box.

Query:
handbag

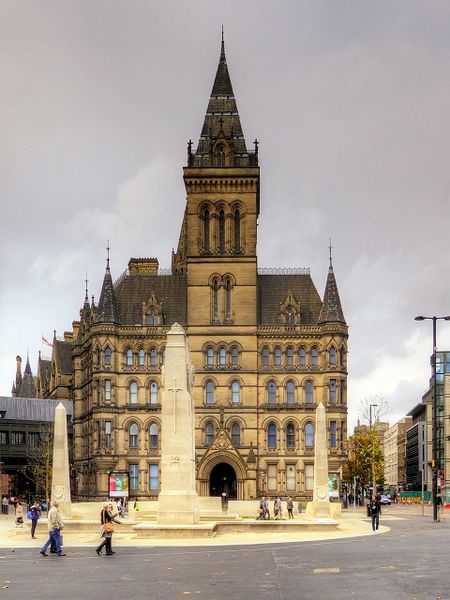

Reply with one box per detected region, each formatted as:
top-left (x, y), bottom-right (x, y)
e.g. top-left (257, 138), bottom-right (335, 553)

top-left (104, 522), bottom-right (115, 533)
top-left (27, 510), bottom-right (33, 520)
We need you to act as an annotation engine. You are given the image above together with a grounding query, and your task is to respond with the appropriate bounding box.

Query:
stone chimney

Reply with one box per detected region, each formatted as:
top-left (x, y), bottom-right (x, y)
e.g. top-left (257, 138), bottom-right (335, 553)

top-left (128, 258), bottom-right (159, 276)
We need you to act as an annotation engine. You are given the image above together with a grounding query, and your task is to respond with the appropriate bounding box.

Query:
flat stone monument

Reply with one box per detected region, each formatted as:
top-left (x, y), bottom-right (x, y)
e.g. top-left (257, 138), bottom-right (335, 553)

top-left (157, 323), bottom-right (199, 525)
top-left (51, 402), bottom-right (72, 518)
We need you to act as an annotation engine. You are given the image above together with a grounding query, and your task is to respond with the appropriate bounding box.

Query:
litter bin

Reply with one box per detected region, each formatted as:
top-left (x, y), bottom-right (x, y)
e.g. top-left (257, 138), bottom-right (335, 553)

top-left (221, 492), bottom-right (228, 511)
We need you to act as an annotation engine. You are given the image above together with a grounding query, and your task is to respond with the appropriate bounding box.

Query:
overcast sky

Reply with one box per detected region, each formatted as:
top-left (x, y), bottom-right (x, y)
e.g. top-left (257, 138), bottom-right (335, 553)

top-left (1, 1), bottom-right (450, 430)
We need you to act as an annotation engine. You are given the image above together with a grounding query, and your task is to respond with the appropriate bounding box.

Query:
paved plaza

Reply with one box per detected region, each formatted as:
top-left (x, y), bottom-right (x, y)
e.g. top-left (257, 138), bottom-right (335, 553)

top-left (1, 505), bottom-right (449, 599)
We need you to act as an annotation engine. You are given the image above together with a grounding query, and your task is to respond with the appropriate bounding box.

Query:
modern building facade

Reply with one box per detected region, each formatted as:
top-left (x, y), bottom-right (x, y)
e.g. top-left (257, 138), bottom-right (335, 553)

top-left (33, 39), bottom-right (349, 501)
top-left (405, 401), bottom-right (427, 492)
top-left (384, 417), bottom-right (412, 492)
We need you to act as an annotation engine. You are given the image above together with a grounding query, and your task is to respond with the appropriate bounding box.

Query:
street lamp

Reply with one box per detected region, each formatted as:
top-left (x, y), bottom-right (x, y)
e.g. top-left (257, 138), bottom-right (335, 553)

top-left (415, 315), bottom-right (450, 522)
top-left (369, 403), bottom-right (378, 494)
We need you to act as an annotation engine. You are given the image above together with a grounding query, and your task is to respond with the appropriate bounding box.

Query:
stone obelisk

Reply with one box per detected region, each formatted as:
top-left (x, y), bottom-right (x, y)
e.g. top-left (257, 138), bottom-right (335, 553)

top-left (158, 323), bottom-right (199, 524)
top-left (307, 402), bottom-right (332, 519)
top-left (51, 402), bottom-right (72, 518)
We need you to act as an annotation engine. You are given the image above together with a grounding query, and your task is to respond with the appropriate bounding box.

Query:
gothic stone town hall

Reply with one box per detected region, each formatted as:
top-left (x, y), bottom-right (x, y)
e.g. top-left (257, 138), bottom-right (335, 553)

top-left (39, 39), bottom-right (349, 501)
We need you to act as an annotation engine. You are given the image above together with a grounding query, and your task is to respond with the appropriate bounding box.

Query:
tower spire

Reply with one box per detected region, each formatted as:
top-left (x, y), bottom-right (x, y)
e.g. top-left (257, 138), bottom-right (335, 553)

top-left (191, 36), bottom-right (257, 167)
top-left (96, 247), bottom-right (121, 325)
top-left (318, 248), bottom-right (346, 325)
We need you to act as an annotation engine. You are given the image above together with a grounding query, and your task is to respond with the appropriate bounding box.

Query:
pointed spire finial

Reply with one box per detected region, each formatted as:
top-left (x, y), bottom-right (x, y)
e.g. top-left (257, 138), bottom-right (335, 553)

top-left (328, 238), bottom-right (333, 269)
top-left (106, 240), bottom-right (110, 270)
top-left (220, 26), bottom-right (225, 62)
top-left (85, 273), bottom-right (89, 299)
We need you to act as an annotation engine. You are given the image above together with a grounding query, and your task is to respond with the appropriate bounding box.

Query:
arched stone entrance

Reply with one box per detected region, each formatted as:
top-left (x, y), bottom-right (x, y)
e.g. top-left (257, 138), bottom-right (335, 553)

top-left (209, 462), bottom-right (237, 498)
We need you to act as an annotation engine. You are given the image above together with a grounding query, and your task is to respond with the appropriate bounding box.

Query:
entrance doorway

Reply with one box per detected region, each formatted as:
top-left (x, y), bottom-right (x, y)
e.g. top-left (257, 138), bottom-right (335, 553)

top-left (209, 462), bottom-right (237, 498)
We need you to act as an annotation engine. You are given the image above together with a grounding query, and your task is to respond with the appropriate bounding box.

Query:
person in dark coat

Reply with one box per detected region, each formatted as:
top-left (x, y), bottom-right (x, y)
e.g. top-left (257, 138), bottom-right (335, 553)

top-left (369, 494), bottom-right (381, 532)
top-left (29, 500), bottom-right (41, 538)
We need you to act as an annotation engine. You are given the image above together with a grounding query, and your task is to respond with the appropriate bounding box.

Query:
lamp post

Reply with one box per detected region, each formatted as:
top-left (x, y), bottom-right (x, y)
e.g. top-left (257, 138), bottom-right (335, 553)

top-left (415, 315), bottom-right (450, 522)
top-left (369, 403), bottom-right (378, 494)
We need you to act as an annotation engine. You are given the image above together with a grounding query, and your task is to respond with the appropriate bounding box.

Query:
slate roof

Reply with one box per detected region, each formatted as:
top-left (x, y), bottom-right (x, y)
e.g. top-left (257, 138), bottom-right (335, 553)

top-left (0, 396), bottom-right (73, 422)
top-left (257, 274), bottom-right (323, 325)
top-left (114, 274), bottom-right (188, 327)
top-left (55, 340), bottom-right (73, 374)
top-left (38, 358), bottom-right (51, 382)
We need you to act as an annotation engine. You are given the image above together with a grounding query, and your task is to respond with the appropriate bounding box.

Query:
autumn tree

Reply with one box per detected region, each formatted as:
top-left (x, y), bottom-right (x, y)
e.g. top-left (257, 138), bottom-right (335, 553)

top-left (20, 423), bottom-right (53, 502)
top-left (342, 429), bottom-right (385, 493)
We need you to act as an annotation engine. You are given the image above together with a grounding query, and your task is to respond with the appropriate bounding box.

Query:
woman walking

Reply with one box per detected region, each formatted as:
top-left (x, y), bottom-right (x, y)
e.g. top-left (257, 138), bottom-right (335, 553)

top-left (96, 502), bottom-right (121, 556)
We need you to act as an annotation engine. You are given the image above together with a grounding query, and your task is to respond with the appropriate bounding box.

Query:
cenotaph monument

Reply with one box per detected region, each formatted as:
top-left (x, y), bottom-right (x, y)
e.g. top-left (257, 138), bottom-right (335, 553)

top-left (157, 323), bottom-right (199, 524)
top-left (306, 402), bottom-right (334, 519)
top-left (51, 402), bottom-right (72, 517)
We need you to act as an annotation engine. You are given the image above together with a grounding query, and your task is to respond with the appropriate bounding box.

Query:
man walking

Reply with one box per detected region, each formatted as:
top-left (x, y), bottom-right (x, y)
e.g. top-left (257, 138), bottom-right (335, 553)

top-left (40, 501), bottom-right (66, 557)
top-left (369, 494), bottom-right (381, 533)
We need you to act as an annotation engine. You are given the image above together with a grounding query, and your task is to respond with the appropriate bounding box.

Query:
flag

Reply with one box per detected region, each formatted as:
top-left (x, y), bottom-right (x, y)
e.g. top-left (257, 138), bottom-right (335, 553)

top-left (42, 336), bottom-right (53, 347)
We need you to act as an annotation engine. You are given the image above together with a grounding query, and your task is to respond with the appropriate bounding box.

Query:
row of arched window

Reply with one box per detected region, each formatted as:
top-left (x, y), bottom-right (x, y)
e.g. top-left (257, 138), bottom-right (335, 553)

top-left (95, 347), bottom-right (166, 368)
top-left (202, 204), bottom-right (242, 255)
top-left (209, 274), bottom-right (234, 323)
top-left (99, 377), bottom-right (340, 407)
top-left (112, 419), bottom-right (339, 451)
top-left (204, 343), bottom-right (241, 368)
top-left (260, 345), bottom-right (345, 369)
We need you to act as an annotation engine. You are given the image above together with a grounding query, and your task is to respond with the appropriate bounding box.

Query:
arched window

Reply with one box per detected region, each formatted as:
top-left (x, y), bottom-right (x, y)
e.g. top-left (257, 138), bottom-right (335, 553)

top-left (267, 381), bottom-right (276, 405)
top-left (299, 347), bottom-right (306, 366)
top-left (206, 346), bottom-right (214, 366)
top-left (231, 380), bottom-right (241, 405)
top-left (329, 379), bottom-right (336, 404)
top-left (305, 423), bottom-right (314, 448)
top-left (274, 347), bottom-right (282, 367)
top-left (149, 381), bottom-right (158, 405)
top-left (219, 347), bottom-right (226, 367)
top-left (225, 278), bottom-right (232, 321)
top-left (129, 382), bottom-right (138, 404)
top-left (268, 422), bottom-right (277, 449)
top-left (138, 349), bottom-right (145, 366)
top-left (262, 347), bottom-right (270, 367)
top-left (129, 423), bottom-right (138, 448)
top-left (149, 423), bottom-right (159, 448)
top-left (205, 381), bottom-right (215, 405)
top-left (147, 311), bottom-right (158, 326)
top-left (305, 381), bottom-right (314, 405)
top-left (286, 380), bottom-right (295, 404)
top-left (104, 347), bottom-right (112, 366)
top-left (217, 145), bottom-right (225, 167)
top-left (286, 422), bottom-right (296, 448)
top-left (219, 209), bottom-right (225, 253)
top-left (311, 347), bottom-right (318, 367)
top-left (285, 306), bottom-right (295, 325)
top-left (205, 421), bottom-right (215, 445)
top-left (203, 209), bottom-right (210, 251)
top-left (234, 209), bottom-right (240, 252)
top-left (126, 349), bottom-right (133, 366)
top-left (329, 346), bottom-right (336, 366)
top-left (150, 348), bottom-right (158, 367)
top-left (231, 422), bottom-right (241, 446)
top-left (96, 347), bottom-right (101, 365)
top-left (286, 346), bottom-right (294, 367)
top-left (231, 346), bottom-right (239, 368)
top-left (212, 278), bottom-right (219, 322)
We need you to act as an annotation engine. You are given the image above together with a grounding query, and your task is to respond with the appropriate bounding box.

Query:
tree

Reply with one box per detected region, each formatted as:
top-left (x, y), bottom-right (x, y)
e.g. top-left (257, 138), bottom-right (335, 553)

top-left (359, 395), bottom-right (389, 425)
top-left (19, 423), bottom-right (53, 502)
top-left (342, 429), bottom-right (385, 493)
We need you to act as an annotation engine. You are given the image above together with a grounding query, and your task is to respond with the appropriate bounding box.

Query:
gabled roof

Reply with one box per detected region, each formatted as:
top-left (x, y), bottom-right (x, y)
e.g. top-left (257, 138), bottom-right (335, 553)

top-left (0, 396), bottom-right (73, 421)
top-left (258, 274), bottom-right (323, 325)
top-left (114, 274), bottom-right (187, 327)
top-left (55, 340), bottom-right (73, 374)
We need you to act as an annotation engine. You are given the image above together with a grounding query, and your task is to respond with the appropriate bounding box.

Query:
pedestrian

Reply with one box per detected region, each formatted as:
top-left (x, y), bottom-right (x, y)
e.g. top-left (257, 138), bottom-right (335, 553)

top-left (369, 494), bottom-right (381, 533)
top-left (133, 496), bottom-right (140, 512)
top-left (96, 502), bottom-right (121, 556)
top-left (15, 502), bottom-right (24, 527)
top-left (257, 497), bottom-right (264, 519)
top-left (273, 497), bottom-right (282, 519)
top-left (436, 492), bottom-right (443, 522)
top-left (2, 496), bottom-right (8, 515)
top-left (29, 500), bottom-right (41, 538)
top-left (286, 496), bottom-right (294, 519)
top-left (40, 500), bottom-right (66, 556)
top-left (263, 496), bottom-right (270, 520)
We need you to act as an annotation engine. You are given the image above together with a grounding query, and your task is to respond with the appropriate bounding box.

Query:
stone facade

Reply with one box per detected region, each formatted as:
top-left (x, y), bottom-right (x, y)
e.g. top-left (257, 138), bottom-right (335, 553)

top-left (36, 39), bottom-right (349, 501)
